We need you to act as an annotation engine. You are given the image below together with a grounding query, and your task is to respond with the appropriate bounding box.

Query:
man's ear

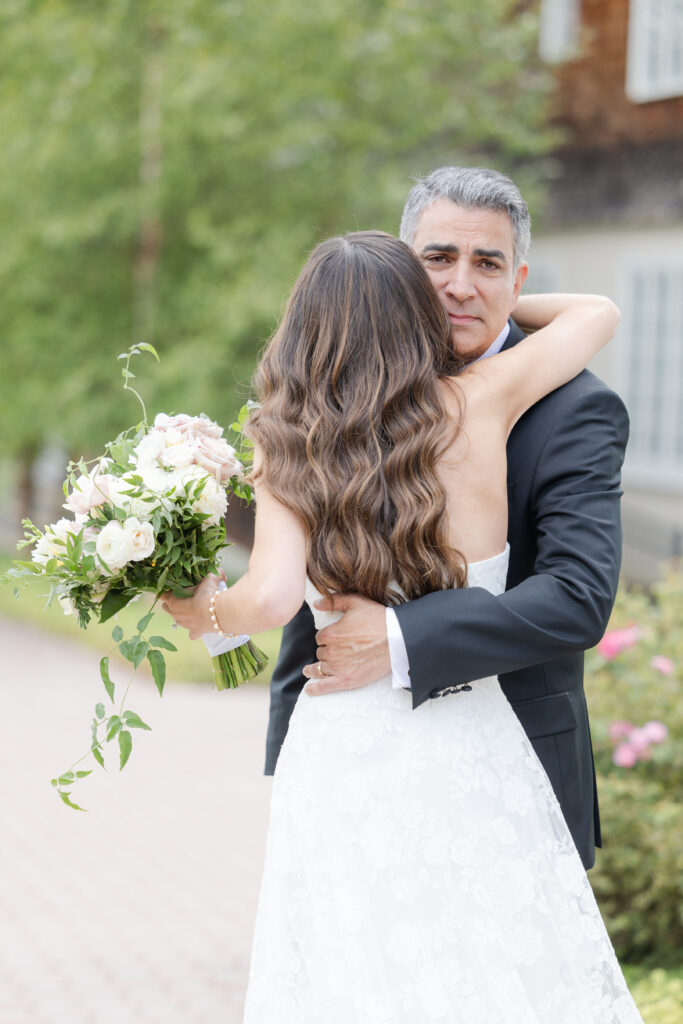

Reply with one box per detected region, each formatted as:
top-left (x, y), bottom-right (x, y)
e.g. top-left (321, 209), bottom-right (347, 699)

top-left (512, 262), bottom-right (528, 303)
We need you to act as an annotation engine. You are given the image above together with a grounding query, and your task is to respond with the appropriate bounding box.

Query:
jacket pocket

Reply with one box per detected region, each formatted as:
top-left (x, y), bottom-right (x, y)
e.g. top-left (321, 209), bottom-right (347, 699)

top-left (510, 690), bottom-right (577, 739)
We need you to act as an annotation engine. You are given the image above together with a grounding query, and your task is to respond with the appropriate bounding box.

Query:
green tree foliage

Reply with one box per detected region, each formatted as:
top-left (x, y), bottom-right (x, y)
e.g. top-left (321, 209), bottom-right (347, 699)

top-left (0, 0), bottom-right (553, 468)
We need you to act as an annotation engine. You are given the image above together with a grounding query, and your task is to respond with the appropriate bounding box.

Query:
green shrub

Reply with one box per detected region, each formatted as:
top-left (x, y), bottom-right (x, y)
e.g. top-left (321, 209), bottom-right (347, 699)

top-left (625, 968), bottom-right (683, 1024)
top-left (586, 567), bottom-right (683, 963)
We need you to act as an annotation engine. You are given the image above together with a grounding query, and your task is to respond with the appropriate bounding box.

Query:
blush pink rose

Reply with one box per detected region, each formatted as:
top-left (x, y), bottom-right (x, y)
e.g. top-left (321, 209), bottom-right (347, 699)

top-left (612, 743), bottom-right (638, 768)
top-left (608, 720), bottom-right (634, 741)
top-left (626, 728), bottom-right (651, 756)
top-left (154, 412), bottom-right (222, 440)
top-left (596, 625), bottom-right (642, 660)
top-left (650, 655), bottom-right (675, 677)
top-left (641, 720), bottom-right (669, 744)
top-left (193, 436), bottom-right (242, 481)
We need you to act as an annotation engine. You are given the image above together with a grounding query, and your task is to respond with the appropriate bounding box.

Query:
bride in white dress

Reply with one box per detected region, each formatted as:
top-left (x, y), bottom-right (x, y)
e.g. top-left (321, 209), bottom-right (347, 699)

top-left (163, 231), bottom-right (642, 1023)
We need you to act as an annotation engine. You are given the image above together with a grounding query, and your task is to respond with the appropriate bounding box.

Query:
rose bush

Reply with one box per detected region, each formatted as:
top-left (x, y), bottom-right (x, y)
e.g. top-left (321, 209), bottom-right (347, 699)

top-left (586, 565), bottom-right (683, 963)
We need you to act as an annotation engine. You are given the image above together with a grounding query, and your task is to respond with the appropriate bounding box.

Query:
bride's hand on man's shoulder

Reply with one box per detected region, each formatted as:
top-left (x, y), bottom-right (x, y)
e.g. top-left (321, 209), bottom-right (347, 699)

top-left (303, 593), bottom-right (391, 697)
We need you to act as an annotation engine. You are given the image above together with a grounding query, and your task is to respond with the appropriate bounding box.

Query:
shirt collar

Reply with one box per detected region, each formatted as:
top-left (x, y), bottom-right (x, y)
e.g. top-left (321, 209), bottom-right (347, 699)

top-left (476, 321), bottom-right (511, 361)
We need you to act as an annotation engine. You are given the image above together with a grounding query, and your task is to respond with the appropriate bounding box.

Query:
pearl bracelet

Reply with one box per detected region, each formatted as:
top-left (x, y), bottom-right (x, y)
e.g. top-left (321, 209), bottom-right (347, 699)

top-left (208, 590), bottom-right (237, 639)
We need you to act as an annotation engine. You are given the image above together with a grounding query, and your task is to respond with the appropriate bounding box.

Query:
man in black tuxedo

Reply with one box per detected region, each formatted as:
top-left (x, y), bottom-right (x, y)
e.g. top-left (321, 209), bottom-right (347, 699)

top-left (264, 166), bottom-right (628, 871)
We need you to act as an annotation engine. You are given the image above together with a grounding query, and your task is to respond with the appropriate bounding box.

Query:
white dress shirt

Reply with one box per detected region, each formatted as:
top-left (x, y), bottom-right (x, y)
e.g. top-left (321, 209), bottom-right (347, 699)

top-left (386, 321), bottom-right (511, 690)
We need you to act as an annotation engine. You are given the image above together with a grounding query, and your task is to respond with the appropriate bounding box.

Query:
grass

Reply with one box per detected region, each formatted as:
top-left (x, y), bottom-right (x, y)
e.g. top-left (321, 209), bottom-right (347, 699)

top-left (0, 552), bottom-right (282, 686)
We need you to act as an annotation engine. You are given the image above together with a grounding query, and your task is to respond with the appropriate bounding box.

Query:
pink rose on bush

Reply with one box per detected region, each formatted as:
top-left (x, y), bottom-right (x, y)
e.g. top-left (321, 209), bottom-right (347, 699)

top-left (641, 720), bottom-right (669, 744)
top-left (627, 728), bottom-right (651, 756)
top-left (613, 743), bottom-right (638, 768)
top-left (597, 625), bottom-right (642, 660)
top-left (650, 655), bottom-right (675, 677)
top-left (609, 718), bottom-right (668, 767)
top-left (608, 720), bottom-right (633, 741)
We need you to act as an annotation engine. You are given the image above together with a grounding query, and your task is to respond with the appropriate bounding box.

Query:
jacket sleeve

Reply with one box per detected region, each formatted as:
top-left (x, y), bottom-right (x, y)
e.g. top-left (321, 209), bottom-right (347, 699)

top-left (394, 387), bottom-right (630, 709)
top-left (264, 601), bottom-right (318, 774)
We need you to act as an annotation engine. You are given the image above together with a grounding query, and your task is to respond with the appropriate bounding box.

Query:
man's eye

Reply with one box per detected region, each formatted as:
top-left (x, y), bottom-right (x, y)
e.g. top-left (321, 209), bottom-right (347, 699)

top-left (480, 260), bottom-right (498, 270)
top-left (426, 255), bottom-right (448, 264)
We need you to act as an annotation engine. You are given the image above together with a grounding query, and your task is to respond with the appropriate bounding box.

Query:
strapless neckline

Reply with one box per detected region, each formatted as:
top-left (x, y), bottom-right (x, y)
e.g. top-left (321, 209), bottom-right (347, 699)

top-left (467, 542), bottom-right (510, 570)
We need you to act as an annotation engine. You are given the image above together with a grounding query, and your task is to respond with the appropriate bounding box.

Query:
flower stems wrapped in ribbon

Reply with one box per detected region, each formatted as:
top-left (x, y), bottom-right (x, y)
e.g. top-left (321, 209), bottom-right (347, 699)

top-left (2, 345), bottom-right (267, 808)
top-left (202, 582), bottom-right (268, 690)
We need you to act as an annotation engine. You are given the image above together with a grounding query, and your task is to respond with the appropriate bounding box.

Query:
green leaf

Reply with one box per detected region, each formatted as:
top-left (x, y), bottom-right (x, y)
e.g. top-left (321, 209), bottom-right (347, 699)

top-left (91, 744), bottom-right (105, 770)
top-left (118, 730), bottom-right (133, 770)
top-left (119, 637), bottom-right (150, 668)
top-left (59, 791), bottom-right (86, 812)
top-left (112, 625), bottom-right (124, 643)
top-left (13, 559), bottom-right (42, 573)
top-left (99, 657), bottom-right (115, 702)
top-left (99, 588), bottom-right (135, 623)
top-left (75, 770), bottom-right (93, 778)
top-left (137, 611), bottom-right (154, 633)
top-left (147, 649), bottom-right (166, 696)
top-left (106, 715), bottom-right (122, 741)
top-left (58, 772), bottom-right (75, 784)
top-left (136, 342), bottom-right (159, 361)
top-left (148, 635), bottom-right (177, 652)
top-left (95, 702), bottom-right (105, 719)
top-left (123, 710), bottom-right (152, 731)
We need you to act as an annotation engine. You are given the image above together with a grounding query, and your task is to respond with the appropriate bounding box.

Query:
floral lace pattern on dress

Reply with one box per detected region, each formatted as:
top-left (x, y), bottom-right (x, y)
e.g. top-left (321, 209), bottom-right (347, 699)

top-left (243, 547), bottom-right (642, 1023)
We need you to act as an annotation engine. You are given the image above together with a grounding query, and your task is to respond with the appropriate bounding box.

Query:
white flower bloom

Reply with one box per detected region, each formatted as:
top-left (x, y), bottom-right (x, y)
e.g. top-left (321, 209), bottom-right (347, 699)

top-left (191, 473), bottom-right (228, 526)
top-left (134, 430), bottom-right (167, 466)
top-left (122, 518), bottom-right (155, 561)
top-left (159, 439), bottom-right (195, 469)
top-left (57, 593), bottom-right (77, 617)
top-left (95, 520), bottom-right (135, 573)
top-left (64, 473), bottom-right (116, 515)
top-left (31, 534), bottom-right (55, 566)
top-left (32, 518), bottom-right (81, 565)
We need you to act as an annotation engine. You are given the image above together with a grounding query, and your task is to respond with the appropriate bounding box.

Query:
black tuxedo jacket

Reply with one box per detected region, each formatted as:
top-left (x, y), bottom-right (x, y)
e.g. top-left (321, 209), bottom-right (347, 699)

top-left (263, 320), bottom-right (629, 870)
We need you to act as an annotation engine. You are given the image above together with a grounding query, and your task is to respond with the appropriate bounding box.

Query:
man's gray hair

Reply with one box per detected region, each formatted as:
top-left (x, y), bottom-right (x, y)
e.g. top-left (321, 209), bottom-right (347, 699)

top-left (400, 166), bottom-right (531, 269)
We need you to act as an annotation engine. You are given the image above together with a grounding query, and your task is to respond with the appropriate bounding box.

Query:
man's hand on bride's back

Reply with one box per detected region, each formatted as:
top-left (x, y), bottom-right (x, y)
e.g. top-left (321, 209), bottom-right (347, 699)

top-left (302, 595), bottom-right (390, 696)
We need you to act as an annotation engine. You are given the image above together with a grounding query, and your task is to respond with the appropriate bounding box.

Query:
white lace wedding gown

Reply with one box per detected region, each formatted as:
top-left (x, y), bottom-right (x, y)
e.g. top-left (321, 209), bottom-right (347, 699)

top-left (243, 548), bottom-right (642, 1023)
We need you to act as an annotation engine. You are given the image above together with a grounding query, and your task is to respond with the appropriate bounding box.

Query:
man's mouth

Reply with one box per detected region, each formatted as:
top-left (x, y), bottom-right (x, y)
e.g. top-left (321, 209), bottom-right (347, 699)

top-left (448, 313), bottom-right (479, 324)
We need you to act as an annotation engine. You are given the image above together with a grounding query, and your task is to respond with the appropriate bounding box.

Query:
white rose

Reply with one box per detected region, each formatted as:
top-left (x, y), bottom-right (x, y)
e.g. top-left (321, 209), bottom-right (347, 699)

top-left (122, 518), bottom-right (155, 561)
top-left (64, 473), bottom-right (115, 515)
top-left (159, 439), bottom-right (196, 469)
top-left (32, 518), bottom-right (81, 565)
top-left (191, 473), bottom-right (228, 526)
top-left (133, 430), bottom-right (167, 467)
top-left (95, 520), bottom-right (135, 573)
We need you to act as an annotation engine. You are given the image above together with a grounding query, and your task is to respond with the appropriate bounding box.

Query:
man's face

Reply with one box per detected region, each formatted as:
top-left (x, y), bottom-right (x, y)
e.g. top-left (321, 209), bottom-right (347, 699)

top-left (411, 199), bottom-right (528, 362)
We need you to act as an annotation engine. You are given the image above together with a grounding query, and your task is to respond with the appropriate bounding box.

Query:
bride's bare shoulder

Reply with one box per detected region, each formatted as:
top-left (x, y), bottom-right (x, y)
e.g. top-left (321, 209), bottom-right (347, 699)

top-left (438, 364), bottom-right (495, 418)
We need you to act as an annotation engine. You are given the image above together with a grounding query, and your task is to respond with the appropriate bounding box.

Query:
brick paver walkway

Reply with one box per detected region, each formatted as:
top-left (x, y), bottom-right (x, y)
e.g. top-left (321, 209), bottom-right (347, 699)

top-left (0, 616), bottom-right (273, 1024)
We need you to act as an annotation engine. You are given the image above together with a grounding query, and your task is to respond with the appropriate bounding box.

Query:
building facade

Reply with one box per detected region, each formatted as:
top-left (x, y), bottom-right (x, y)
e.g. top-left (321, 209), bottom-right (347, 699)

top-left (535, 0), bottom-right (683, 581)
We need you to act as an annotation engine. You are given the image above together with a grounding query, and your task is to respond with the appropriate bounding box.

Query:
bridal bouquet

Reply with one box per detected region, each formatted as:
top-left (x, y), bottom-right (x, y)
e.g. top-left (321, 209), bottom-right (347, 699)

top-left (5, 344), bottom-right (266, 809)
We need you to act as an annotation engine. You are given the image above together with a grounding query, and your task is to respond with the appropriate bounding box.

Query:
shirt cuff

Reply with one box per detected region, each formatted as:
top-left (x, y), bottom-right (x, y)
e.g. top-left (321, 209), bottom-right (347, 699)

top-left (385, 607), bottom-right (411, 690)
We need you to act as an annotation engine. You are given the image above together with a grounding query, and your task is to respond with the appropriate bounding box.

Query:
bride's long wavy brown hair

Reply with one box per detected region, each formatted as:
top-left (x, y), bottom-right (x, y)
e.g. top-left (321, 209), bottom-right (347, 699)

top-left (247, 231), bottom-right (468, 604)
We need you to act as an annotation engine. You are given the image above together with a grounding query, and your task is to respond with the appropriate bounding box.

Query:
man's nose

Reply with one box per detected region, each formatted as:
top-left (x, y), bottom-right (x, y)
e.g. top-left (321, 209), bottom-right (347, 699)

top-left (444, 263), bottom-right (475, 302)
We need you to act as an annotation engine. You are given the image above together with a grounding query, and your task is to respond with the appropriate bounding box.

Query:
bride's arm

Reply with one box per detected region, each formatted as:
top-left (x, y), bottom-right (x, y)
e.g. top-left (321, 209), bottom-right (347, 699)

top-left (464, 293), bottom-right (620, 435)
top-left (511, 292), bottom-right (590, 333)
top-left (162, 449), bottom-right (307, 638)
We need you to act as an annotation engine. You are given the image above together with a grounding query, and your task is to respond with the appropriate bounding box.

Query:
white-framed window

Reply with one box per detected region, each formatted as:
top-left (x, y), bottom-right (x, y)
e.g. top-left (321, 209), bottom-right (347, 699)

top-left (538, 0), bottom-right (581, 63)
top-left (627, 0), bottom-right (683, 102)
top-left (618, 262), bottom-right (683, 490)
